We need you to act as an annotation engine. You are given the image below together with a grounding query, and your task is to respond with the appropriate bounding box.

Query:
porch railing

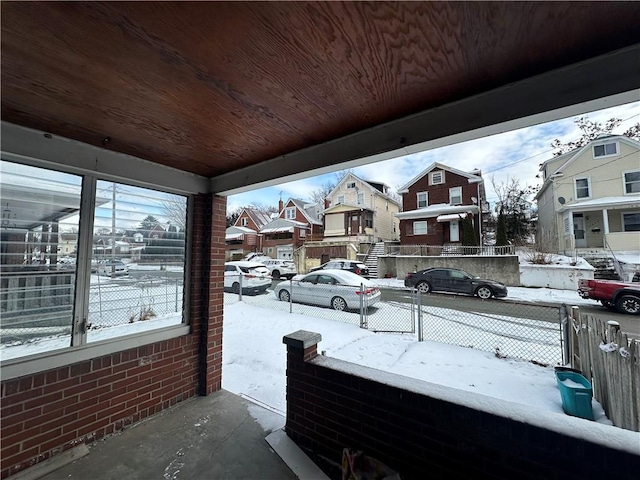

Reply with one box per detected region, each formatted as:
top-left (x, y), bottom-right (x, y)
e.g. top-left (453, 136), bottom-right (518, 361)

top-left (387, 244), bottom-right (515, 256)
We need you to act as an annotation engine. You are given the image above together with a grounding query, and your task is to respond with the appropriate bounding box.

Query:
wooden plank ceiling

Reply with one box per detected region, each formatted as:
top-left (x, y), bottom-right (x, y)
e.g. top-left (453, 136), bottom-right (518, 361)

top-left (2, 2), bottom-right (639, 179)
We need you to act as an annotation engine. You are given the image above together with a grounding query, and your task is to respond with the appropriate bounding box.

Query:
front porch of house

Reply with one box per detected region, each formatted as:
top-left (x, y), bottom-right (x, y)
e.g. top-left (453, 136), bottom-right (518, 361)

top-left (562, 202), bottom-right (640, 252)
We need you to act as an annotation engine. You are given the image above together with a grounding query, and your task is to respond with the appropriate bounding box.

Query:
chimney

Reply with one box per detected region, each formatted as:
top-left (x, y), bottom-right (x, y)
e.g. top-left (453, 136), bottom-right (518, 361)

top-left (279, 198), bottom-right (284, 212)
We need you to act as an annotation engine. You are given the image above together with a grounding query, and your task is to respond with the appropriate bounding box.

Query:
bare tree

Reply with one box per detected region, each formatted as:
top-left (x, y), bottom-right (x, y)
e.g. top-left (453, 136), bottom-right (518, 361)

top-left (550, 116), bottom-right (639, 156)
top-left (160, 196), bottom-right (187, 231)
top-left (307, 169), bottom-right (353, 204)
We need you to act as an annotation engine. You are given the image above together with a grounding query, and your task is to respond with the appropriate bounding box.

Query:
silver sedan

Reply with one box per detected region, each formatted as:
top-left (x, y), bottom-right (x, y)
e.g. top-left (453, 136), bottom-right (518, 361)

top-left (273, 269), bottom-right (381, 311)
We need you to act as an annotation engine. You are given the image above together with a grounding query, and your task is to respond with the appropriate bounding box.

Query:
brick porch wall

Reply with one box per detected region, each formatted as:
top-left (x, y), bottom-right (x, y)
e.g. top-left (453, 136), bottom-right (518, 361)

top-left (283, 331), bottom-right (640, 480)
top-left (0, 194), bottom-right (226, 478)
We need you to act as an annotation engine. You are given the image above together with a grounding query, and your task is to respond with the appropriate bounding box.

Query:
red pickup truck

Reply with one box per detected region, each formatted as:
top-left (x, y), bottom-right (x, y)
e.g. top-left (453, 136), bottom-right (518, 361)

top-left (578, 278), bottom-right (640, 315)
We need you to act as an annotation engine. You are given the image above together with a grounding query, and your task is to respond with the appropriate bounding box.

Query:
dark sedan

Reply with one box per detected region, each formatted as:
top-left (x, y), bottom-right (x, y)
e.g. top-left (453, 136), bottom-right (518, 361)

top-left (404, 268), bottom-right (507, 299)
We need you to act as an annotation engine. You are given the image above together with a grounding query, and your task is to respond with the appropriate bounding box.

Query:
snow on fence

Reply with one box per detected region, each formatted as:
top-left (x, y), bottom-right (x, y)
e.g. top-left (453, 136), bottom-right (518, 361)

top-left (569, 309), bottom-right (639, 432)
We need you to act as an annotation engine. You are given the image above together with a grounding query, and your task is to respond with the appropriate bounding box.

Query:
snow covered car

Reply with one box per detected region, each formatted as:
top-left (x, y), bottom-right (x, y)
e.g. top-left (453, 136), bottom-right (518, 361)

top-left (224, 261), bottom-right (271, 295)
top-left (97, 260), bottom-right (129, 277)
top-left (273, 269), bottom-right (380, 311)
top-left (260, 259), bottom-right (297, 279)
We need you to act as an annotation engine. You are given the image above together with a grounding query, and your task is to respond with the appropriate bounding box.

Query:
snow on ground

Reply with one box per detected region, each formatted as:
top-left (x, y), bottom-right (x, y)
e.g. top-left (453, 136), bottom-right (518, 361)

top-left (221, 298), bottom-right (611, 427)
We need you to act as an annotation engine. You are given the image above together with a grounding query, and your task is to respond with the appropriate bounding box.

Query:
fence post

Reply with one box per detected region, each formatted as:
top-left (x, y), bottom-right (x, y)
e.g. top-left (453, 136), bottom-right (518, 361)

top-left (289, 278), bottom-right (293, 314)
top-left (417, 289), bottom-right (423, 342)
top-left (560, 304), bottom-right (570, 365)
top-left (359, 283), bottom-right (366, 329)
top-left (238, 274), bottom-right (243, 302)
top-left (570, 306), bottom-right (580, 369)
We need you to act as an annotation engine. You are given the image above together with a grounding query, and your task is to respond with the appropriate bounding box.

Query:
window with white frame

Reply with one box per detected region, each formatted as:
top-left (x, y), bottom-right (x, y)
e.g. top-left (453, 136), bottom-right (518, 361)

top-left (346, 181), bottom-right (356, 189)
top-left (285, 207), bottom-right (296, 219)
top-left (337, 195), bottom-right (345, 204)
top-left (357, 192), bottom-right (365, 205)
top-left (0, 159), bottom-right (188, 360)
top-left (429, 171), bottom-right (444, 185)
top-left (299, 228), bottom-right (306, 238)
top-left (623, 171), bottom-right (640, 194)
top-left (449, 187), bottom-right (462, 205)
top-left (417, 192), bottom-right (428, 208)
top-left (622, 212), bottom-right (640, 232)
top-left (593, 142), bottom-right (618, 158)
top-left (413, 221), bottom-right (427, 235)
top-left (574, 177), bottom-right (590, 199)
top-left (241, 217), bottom-right (248, 226)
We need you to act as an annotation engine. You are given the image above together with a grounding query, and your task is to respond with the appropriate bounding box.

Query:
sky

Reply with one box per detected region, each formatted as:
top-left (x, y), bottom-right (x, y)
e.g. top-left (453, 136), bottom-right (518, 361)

top-left (226, 101), bottom-right (639, 214)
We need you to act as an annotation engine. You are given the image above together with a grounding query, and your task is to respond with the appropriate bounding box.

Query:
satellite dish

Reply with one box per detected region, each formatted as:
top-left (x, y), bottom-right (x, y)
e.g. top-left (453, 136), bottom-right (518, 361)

top-left (471, 197), bottom-right (477, 204)
top-left (558, 197), bottom-right (566, 204)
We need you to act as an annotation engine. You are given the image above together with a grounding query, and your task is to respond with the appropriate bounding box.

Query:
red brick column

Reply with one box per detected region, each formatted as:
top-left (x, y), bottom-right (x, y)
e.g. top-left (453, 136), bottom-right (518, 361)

top-left (192, 193), bottom-right (226, 396)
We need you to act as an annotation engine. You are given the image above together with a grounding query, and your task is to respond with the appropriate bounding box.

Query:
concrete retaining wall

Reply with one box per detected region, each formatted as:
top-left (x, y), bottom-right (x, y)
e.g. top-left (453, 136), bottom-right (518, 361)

top-left (379, 255), bottom-right (520, 286)
top-left (520, 264), bottom-right (594, 289)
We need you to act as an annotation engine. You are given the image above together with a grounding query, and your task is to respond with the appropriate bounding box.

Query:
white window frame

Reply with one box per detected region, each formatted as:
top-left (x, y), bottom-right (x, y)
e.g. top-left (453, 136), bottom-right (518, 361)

top-left (357, 192), bottom-right (365, 205)
top-left (285, 207), bottom-right (296, 219)
top-left (417, 191), bottom-right (428, 208)
top-left (413, 221), bottom-right (427, 235)
top-left (241, 217), bottom-right (248, 226)
top-left (622, 211), bottom-right (640, 232)
top-left (574, 176), bottom-right (591, 199)
top-left (429, 171), bottom-right (444, 185)
top-left (593, 141), bottom-right (619, 158)
top-left (622, 170), bottom-right (640, 195)
top-left (346, 181), bottom-right (356, 189)
top-left (299, 228), bottom-right (306, 238)
top-left (449, 186), bottom-right (462, 205)
top-left (337, 195), bottom-right (345, 204)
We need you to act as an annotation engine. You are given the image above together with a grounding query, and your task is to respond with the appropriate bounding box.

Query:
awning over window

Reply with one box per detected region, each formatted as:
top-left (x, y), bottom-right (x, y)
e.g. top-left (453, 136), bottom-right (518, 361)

top-left (262, 226), bottom-right (294, 234)
top-left (225, 233), bottom-right (244, 240)
top-left (437, 213), bottom-right (467, 222)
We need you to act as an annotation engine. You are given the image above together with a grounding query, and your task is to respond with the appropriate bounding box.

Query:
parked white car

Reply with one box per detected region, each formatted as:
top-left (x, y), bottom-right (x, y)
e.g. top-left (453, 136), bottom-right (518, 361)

top-left (260, 259), bottom-right (297, 279)
top-left (273, 269), bottom-right (381, 311)
top-left (224, 261), bottom-right (271, 295)
top-left (97, 260), bottom-right (129, 277)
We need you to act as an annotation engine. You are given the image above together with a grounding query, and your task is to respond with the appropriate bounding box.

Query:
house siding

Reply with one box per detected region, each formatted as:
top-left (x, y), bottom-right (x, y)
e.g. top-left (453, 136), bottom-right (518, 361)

top-left (1, 194), bottom-right (226, 478)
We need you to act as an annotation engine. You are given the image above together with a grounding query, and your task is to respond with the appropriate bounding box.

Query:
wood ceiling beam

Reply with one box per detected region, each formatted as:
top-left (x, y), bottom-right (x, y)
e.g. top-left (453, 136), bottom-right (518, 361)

top-left (210, 45), bottom-right (640, 196)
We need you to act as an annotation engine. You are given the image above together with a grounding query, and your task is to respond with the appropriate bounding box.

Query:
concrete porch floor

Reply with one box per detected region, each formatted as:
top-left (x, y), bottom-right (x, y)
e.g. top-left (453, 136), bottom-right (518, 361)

top-left (38, 390), bottom-right (299, 480)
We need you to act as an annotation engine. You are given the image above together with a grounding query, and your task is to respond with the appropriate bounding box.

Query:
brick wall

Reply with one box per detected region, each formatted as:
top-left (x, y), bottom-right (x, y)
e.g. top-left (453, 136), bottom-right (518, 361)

top-left (283, 331), bottom-right (640, 480)
top-left (0, 194), bottom-right (226, 478)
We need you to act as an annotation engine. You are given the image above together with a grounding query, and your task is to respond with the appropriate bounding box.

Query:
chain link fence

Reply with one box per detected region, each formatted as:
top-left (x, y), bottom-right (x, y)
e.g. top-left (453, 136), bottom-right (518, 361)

top-left (225, 281), bottom-right (566, 366)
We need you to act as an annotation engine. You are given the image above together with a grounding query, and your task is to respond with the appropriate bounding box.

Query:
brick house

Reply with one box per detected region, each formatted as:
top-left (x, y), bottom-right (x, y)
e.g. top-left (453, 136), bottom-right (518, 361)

top-left (396, 163), bottom-right (486, 245)
top-left (260, 198), bottom-right (323, 259)
top-left (225, 207), bottom-right (272, 259)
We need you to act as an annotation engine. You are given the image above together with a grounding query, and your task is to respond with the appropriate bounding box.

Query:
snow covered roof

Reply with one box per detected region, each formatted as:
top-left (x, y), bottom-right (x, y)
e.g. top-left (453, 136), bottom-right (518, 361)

top-left (322, 203), bottom-right (374, 214)
top-left (397, 162), bottom-right (483, 194)
top-left (437, 212), bottom-right (468, 222)
top-left (260, 217), bottom-right (306, 234)
top-left (559, 196), bottom-right (640, 212)
top-left (395, 203), bottom-right (479, 220)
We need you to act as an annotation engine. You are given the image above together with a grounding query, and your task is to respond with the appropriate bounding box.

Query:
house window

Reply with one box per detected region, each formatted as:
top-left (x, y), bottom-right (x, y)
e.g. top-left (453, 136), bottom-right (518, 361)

top-left (337, 195), bottom-right (345, 204)
top-left (449, 187), bottom-right (462, 205)
top-left (417, 192), bottom-right (428, 208)
top-left (357, 192), bottom-right (365, 205)
top-left (285, 207), bottom-right (296, 219)
top-left (574, 177), bottom-right (590, 199)
top-left (593, 142), bottom-right (618, 158)
top-left (299, 228), bottom-right (306, 238)
top-left (241, 217), bottom-right (248, 226)
top-left (0, 160), bottom-right (188, 360)
top-left (623, 171), bottom-right (640, 194)
top-left (429, 171), bottom-right (444, 185)
top-left (347, 181), bottom-right (356, 189)
top-left (622, 212), bottom-right (640, 232)
top-left (413, 221), bottom-right (427, 235)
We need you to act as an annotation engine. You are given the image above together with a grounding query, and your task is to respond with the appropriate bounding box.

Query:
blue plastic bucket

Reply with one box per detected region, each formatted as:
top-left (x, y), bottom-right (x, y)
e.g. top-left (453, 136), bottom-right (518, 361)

top-left (555, 371), bottom-right (594, 421)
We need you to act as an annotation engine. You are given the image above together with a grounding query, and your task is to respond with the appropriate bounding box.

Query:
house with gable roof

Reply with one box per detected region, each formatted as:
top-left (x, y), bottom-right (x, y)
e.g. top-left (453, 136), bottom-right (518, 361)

top-left (534, 134), bottom-right (640, 254)
top-left (395, 162), bottom-right (486, 246)
top-left (225, 207), bottom-right (271, 260)
top-left (260, 198), bottom-right (324, 259)
top-left (322, 173), bottom-right (400, 243)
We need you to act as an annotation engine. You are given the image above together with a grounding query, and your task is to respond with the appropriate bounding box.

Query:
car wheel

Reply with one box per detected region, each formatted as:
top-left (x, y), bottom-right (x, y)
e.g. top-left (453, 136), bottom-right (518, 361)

top-left (272, 270), bottom-right (281, 279)
top-left (331, 296), bottom-right (347, 311)
top-left (476, 286), bottom-right (493, 299)
top-left (601, 300), bottom-right (617, 311)
top-left (416, 281), bottom-right (431, 293)
top-left (615, 295), bottom-right (640, 315)
top-left (232, 282), bottom-right (240, 294)
top-left (279, 289), bottom-right (290, 302)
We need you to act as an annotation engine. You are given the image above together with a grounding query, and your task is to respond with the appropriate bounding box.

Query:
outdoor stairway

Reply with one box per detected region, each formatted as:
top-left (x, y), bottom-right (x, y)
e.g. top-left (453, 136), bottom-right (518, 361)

top-left (364, 242), bottom-right (385, 278)
top-left (584, 256), bottom-right (621, 281)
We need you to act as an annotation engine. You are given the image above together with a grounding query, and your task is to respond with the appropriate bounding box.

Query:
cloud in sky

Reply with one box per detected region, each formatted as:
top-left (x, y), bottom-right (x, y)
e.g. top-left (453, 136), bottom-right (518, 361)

top-left (227, 101), bottom-right (639, 212)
